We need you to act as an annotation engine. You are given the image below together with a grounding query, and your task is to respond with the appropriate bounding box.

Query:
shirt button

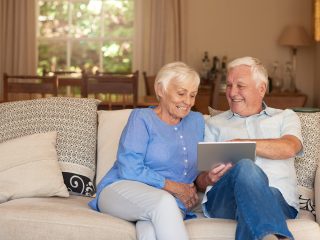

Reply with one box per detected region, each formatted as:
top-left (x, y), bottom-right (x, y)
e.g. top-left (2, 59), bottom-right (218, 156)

top-left (174, 127), bottom-right (178, 131)
top-left (183, 170), bottom-right (187, 176)
top-left (183, 147), bottom-right (186, 151)
top-left (180, 135), bottom-right (183, 139)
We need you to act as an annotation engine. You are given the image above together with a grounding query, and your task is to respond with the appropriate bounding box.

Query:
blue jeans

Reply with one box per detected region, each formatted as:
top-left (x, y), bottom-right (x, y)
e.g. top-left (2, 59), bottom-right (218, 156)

top-left (204, 159), bottom-right (298, 240)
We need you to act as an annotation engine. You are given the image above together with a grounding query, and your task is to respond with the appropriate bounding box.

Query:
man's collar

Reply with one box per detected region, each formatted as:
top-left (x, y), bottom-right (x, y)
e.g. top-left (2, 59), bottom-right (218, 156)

top-left (226, 101), bottom-right (271, 119)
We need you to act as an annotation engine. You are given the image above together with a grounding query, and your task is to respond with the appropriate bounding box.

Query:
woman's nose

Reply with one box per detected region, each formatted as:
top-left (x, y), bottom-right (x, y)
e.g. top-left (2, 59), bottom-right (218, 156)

top-left (184, 96), bottom-right (192, 105)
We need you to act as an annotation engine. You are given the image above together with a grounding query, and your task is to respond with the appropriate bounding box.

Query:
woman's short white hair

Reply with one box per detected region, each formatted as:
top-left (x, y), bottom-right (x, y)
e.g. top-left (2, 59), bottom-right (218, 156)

top-left (154, 62), bottom-right (200, 99)
top-left (227, 56), bottom-right (268, 88)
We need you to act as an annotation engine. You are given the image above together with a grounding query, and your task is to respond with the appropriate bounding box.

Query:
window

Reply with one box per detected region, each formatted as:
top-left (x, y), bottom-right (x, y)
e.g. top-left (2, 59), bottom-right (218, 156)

top-left (38, 0), bottom-right (134, 74)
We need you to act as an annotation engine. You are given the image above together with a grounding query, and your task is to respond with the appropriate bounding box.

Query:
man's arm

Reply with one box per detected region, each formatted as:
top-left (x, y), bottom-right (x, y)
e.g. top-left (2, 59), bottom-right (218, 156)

top-left (231, 134), bottom-right (302, 160)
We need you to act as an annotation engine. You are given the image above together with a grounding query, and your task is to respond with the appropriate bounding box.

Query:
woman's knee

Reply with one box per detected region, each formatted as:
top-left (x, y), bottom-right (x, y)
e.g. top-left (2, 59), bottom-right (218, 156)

top-left (154, 191), bottom-right (177, 210)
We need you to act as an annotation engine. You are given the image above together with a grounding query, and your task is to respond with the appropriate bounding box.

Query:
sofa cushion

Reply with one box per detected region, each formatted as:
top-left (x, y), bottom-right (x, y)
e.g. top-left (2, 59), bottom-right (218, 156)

top-left (96, 109), bottom-right (133, 184)
top-left (0, 132), bottom-right (69, 203)
top-left (0, 196), bottom-right (319, 240)
top-left (0, 98), bottom-right (100, 196)
top-left (185, 218), bottom-right (320, 240)
top-left (0, 195), bottom-right (136, 240)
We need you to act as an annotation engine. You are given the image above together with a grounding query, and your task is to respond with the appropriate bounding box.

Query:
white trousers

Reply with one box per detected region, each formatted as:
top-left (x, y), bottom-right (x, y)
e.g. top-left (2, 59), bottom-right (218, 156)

top-left (98, 180), bottom-right (189, 240)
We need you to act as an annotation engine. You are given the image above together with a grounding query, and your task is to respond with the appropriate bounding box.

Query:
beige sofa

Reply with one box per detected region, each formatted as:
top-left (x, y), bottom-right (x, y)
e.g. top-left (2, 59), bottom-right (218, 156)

top-left (0, 97), bottom-right (320, 240)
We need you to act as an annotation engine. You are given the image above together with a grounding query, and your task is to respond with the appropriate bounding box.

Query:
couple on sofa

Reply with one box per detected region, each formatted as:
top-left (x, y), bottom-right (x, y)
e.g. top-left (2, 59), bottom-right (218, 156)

top-left (89, 57), bottom-right (303, 240)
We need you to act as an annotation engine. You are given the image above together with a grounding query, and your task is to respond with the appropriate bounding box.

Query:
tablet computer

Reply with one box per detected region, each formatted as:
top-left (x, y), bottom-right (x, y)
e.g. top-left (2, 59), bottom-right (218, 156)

top-left (197, 141), bottom-right (256, 171)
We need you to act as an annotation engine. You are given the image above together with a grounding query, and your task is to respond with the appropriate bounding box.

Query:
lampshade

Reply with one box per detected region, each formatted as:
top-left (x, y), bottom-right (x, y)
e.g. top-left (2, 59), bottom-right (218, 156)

top-left (278, 25), bottom-right (312, 47)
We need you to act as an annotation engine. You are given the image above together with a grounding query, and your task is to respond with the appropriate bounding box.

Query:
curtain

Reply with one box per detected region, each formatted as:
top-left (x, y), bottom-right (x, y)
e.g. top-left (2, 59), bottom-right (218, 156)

top-left (133, 0), bottom-right (187, 96)
top-left (316, 0), bottom-right (320, 42)
top-left (0, 0), bottom-right (37, 100)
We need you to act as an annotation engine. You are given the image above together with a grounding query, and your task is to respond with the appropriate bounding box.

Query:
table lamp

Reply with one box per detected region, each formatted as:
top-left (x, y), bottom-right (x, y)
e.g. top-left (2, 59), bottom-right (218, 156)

top-left (278, 25), bottom-right (312, 92)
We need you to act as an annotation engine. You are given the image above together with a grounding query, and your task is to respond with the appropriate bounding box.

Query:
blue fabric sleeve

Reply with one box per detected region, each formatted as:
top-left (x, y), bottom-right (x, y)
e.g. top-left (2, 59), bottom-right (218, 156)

top-left (116, 109), bottom-right (166, 189)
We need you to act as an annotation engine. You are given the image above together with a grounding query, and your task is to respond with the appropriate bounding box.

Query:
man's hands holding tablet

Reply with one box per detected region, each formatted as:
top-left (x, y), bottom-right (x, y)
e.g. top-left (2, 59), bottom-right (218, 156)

top-left (195, 163), bottom-right (233, 192)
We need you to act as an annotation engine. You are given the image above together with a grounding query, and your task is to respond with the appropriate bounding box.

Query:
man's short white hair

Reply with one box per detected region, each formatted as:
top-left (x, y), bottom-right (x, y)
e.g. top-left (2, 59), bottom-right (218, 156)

top-left (227, 56), bottom-right (268, 88)
top-left (154, 62), bottom-right (200, 99)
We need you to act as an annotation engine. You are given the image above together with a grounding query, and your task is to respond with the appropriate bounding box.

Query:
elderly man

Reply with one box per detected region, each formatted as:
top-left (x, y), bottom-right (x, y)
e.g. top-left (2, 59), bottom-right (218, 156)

top-left (195, 57), bottom-right (303, 240)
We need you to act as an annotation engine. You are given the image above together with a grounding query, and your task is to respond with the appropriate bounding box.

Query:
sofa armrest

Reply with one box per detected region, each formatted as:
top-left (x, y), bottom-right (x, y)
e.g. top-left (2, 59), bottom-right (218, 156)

top-left (315, 165), bottom-right (320, 224)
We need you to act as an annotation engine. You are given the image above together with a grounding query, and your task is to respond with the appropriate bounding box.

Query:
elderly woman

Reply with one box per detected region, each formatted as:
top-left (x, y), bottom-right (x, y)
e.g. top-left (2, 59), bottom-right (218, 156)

top-left (89, 62), bottom-right (204, 240)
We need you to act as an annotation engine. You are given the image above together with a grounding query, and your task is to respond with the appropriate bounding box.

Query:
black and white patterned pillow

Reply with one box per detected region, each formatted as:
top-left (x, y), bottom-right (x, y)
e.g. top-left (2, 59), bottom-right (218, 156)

top-left (295, 112), bottom-right (320, 217)
top-left (0, 97), bottom-right (100, 196)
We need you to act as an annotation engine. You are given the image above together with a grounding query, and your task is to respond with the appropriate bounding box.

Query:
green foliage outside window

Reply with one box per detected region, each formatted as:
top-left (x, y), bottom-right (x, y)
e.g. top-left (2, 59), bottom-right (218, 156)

top-left (38, 0), bottom-right (133, 75)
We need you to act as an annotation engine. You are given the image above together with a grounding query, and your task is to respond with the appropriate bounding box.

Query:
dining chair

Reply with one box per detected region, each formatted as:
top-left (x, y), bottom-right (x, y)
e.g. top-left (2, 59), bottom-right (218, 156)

top-left (209, 71), bottom-right (222, 109)
top-left (83, 71), bottom-right (139, 110)
top-left (3, 73), bottom-right (58, 102)
top-left (143, 72), bottom-right (156, 96)
top-left (43, 70), bottom-right (84, 97)
top-left (193, 72), bottom-right (222, 114)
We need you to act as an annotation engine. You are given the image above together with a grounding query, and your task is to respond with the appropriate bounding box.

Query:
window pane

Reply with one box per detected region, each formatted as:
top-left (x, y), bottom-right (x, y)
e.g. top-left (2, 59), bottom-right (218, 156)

top-left (103, 0), bottom-right (134, 39)
top-left (71, 1), bottom-right (102, 38)
top-left (38, 40), bottom-right (67, 74)
top-left (39, 0), bottom-right (69, 37)
top-left (102, 40), bottom-right (132, 73)
top-left (71, 40), bottom-right (100, 72)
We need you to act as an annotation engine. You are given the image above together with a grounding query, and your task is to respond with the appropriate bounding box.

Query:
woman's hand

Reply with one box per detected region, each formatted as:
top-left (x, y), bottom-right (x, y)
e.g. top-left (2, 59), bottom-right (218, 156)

top-left (164, 180), bottom-right (198, 210)
top-left (195, 163), bottom-right (233, 192)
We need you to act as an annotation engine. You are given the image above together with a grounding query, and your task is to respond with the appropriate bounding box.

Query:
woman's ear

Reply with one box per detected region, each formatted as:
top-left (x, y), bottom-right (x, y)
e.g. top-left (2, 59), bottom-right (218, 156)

top-left (155, 83), bottom-right (164, 98)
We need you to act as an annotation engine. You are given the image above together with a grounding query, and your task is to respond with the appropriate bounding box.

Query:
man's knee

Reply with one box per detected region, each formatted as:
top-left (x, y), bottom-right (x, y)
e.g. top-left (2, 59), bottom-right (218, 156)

top-left (233, 159), bottom-right (268, 183)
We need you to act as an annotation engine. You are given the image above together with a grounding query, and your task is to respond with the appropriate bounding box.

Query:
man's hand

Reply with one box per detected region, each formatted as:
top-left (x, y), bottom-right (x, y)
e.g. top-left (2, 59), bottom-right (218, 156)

top-left (207, 163), bottom-right (233, 184)
top-left (195, 163), bottom-right (233, 192)
top-left (164, 180), bottom-right (199, 210)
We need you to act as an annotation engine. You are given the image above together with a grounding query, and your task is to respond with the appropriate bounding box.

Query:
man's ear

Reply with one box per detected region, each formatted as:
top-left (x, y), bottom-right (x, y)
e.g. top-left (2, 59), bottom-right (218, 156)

top-left (258, 82), bottom-right (267, 97)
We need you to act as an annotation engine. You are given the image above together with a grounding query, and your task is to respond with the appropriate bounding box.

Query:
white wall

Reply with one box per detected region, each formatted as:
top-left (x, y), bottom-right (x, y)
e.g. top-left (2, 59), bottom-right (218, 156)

top-left (184, 0), bottom-right (316, 106)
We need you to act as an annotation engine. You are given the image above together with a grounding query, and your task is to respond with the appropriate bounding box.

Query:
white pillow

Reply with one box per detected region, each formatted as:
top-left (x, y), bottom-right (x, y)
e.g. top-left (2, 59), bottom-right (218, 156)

top-left (96, 109), bottom-right (132, 184)
top-left (0, 132), bottom-right (69, 203)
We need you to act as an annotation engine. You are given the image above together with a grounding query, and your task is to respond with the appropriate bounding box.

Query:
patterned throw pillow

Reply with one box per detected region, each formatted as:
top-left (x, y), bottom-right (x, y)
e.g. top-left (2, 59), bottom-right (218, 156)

top-left (295, 112), bottom-right (320, 217)
top-left (0, 97), bottom-right (100, 196)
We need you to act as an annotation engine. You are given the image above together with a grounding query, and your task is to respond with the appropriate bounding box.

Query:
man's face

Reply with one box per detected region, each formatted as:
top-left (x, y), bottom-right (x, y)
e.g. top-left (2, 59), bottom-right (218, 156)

top-left (226, 65), bottom-right (266, 116)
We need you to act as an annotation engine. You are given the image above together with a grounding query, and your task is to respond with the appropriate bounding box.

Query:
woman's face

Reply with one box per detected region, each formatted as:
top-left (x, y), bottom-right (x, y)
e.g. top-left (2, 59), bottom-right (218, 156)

top-left (158, 79), bottom-right (198, 122)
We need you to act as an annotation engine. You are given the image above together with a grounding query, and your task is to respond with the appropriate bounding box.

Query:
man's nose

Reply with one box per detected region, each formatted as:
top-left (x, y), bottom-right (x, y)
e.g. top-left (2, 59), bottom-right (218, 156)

top-left (228, 86), bottom-right (237, 96)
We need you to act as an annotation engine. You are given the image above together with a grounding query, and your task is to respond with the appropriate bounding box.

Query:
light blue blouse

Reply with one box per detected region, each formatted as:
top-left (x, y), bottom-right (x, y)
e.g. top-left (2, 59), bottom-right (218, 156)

top-left (89, 107), bottom-right (205, 217)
